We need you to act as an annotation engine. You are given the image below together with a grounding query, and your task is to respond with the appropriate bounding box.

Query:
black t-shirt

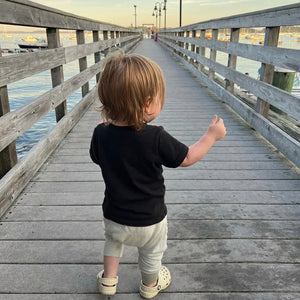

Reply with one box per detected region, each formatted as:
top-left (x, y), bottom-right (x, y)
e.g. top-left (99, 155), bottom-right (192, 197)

top-left (90, 123), bottom-right (189, 226)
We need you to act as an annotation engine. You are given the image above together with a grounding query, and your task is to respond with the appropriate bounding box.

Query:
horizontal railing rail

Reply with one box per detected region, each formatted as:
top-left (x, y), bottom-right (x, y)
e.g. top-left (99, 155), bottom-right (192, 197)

top-left (0, 35), bottom-right (140, 87)
top-left (157, 3), bottom-right (300, 168)
top-left (0, 0), bottom-right (142, 217)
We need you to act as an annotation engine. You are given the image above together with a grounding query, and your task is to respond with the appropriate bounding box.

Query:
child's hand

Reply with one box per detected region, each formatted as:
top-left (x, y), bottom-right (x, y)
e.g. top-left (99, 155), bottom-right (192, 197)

top-left (207, 115), bottom-right (226, 142)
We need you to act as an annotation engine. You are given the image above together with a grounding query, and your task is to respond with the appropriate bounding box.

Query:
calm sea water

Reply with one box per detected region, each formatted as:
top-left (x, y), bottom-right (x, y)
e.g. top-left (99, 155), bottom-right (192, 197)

top-left (1, 31), bottom-right (300, 159)
top-left (1, 32), bottom-right (99, 159)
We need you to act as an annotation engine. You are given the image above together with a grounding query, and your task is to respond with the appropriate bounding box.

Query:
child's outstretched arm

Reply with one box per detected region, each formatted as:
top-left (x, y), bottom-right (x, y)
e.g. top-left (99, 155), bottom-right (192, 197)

top-left (180, 115), bottom-right (226, 167)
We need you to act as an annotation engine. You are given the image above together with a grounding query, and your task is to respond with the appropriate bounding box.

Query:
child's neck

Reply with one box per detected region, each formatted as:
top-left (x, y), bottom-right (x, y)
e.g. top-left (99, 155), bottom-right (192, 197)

top-left (111, 120), bottom-right (129, 127)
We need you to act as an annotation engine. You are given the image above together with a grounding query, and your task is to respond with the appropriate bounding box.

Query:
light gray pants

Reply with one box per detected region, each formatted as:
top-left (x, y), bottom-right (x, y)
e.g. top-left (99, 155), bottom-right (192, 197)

top-left (103, 216), bottom-right (168, 285)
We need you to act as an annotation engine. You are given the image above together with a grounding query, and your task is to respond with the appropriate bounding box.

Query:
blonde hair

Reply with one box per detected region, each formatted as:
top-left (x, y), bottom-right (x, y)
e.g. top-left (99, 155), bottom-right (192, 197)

top-left (97, 52), bottom-right (165, 130)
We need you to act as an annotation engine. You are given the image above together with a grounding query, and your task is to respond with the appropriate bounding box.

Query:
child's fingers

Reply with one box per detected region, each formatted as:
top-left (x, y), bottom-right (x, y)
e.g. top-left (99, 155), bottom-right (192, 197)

top-left (217, 117), bottom-right (224, 125)
top-left (211, 115), bottom-right (218, 125)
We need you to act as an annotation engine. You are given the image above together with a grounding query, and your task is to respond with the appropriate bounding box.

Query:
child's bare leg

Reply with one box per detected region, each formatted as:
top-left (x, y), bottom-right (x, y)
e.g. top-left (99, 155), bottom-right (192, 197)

top-left (103, 256), bottom-right (120, 278)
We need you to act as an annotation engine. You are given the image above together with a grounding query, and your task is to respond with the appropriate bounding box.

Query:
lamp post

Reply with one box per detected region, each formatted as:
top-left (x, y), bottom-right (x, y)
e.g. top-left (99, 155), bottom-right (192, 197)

top-left (153, 2), bottom-right (166, 31)
top-left (179, 0), bottom-right (182, 27)
top-left (152, 10), bottom-right (158, 32)
top-left (134, 5), bottom-right (137, 29)
top-left (164, 0), bottom-right (167, 30)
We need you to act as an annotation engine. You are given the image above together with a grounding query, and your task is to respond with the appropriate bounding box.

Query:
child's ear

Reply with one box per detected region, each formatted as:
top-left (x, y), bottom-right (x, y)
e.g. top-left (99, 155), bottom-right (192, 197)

top-left (144, 96), bottom-right (152, 113)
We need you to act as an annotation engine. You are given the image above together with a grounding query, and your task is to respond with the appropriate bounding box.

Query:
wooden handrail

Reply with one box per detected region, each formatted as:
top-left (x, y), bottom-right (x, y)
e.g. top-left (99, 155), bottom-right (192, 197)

top-left (0, 0), bottom-right (135, 31)
top-left (165, 3), bottom-right (300, 31)
top-left (0, 0), bottom-right (142, 217)
top-left (165, 35), bottom-right (300, 72)
top-left (157, 3), bottom-right (300, 168)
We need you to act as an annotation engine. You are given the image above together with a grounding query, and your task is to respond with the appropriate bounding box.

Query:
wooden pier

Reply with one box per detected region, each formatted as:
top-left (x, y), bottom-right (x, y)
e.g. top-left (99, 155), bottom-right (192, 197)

top-left (0, 1), bottom-right (300, 299)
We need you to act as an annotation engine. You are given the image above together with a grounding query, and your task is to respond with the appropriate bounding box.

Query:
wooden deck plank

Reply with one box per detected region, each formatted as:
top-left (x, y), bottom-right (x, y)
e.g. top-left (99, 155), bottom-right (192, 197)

top-left (45, 154), bottom-right (284, 164)
top-left (32, 170), bottom-right (300, 181)
top-left (54, 147), bottom-right (275, 156)
top-left (1, 240), bottom-right (299, 264)
top-left (0, 39), bottom-right (299, 299)
top-left (3, 204), bottom-right (300, 221)
top-left (41, 161), bottom-right (292, 171)
top-left (0, 294), bottom-right (299, 300)
top-left (0, 264), bottom-right (299, 293)
top-left (22, 179), bottom-right (300, 193)
top-left (12, 190), bottom-right (300, 205)
top-left (0, 220), bottom-right (299, 239)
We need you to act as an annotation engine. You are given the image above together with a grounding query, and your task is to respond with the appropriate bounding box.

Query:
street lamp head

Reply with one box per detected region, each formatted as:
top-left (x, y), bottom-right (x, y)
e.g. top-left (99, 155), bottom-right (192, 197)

top-left (154, 5), bottom-right (157, 11)
top-left (152, 11), bottom-right (155, 16)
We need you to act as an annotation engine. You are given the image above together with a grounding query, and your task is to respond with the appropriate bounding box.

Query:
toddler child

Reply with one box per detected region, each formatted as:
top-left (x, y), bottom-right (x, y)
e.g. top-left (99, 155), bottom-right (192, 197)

top-left (90, 52), bottom-right (226, 298)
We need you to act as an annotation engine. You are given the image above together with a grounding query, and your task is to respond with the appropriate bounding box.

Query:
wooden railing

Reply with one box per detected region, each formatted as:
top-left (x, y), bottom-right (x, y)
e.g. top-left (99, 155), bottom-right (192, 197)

top-left (157, 3), bottom-right (300, 168)
top-left (0, 0), bottom-right (142, 216)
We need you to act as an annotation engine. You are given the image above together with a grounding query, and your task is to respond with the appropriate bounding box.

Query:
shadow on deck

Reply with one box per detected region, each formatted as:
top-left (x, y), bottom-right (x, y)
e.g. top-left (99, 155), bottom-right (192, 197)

top-left (0, 39), bottom-right (299, 299)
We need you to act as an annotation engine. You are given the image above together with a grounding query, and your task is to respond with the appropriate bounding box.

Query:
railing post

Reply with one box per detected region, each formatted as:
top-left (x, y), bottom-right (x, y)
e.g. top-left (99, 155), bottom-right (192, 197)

top-left (76, 30), bottom-right (89, 97)
top-left (190, 30), bottom-right (196, 65)
top-left (46, 28), bottom-right (67, 122)
top-left (179, 31), bottom-right (184, 57)
top-left (256, 26), bottom-right (280, 118)
top-left (174, 32), bottom-right (178, 54)
top-left (209, 29), bottom-right (218, 80)
top-left (225, 28), bottom-right (240, 93)
top-left (199, 29), bottom-right (206, 72)
top-left (93, 30), bottom-right (101, 83)
top-left (0, 50), bottom-right (17, 178)
top-left (116, 31), bottom-right (120, 48)
top-left (103, 30), bottom-right (109, 56)
top-left (184, 31), bottom-right (189, 60)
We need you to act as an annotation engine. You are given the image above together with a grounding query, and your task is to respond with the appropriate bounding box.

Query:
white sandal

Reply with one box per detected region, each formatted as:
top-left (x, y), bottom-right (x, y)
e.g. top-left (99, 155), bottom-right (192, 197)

top-left (139, 266), bottom-right (171, 299)
top-left (97, 270), bottom-right (118, 296)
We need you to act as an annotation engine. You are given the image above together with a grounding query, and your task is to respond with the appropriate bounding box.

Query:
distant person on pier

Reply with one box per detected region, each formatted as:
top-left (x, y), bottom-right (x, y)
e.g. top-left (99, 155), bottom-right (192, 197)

top-left (90, 52), bottom-right (226, 298)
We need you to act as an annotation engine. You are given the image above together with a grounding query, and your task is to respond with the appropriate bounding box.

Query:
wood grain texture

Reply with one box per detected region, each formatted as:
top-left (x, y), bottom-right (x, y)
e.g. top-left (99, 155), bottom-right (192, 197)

top-left (0, 38), bottom-right (299, 299)
top-left (158, 38), bottom-right (300, 167)
top-left (0, 0), bottom-right (138, 31)
top-left (161, 3), bottom-right (300, 31)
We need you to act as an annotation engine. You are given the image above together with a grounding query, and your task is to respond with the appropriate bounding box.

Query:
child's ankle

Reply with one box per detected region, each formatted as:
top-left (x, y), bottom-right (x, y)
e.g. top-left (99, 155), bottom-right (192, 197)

top-left (143, 279), bottom-right (158, 287)
top-left (102, 272), bottom-right (117, 287)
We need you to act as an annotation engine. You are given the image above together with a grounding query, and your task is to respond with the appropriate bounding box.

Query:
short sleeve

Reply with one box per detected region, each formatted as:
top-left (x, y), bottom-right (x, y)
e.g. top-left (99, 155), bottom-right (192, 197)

top-left (157, 127), bottom-right (189, 168)
top-left (90, 127), bottom-right (99, 165)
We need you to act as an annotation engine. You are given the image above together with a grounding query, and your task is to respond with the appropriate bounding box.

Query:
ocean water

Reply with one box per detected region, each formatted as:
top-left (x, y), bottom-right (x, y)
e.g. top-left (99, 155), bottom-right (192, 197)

top-left (1, 31), bottom-right (99, 158)
top-left (1, 31), bottom-right (299, 159)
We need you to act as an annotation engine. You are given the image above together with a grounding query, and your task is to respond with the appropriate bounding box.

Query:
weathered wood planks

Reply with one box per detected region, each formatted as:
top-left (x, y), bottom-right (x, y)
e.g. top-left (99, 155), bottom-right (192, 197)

top-left (0, 38), bottom-right (299, 300)
top-left (160, 38), bottom-right (300, 120)
top-left (0, 0), bottom-right (135, 31)
top-left (0, 36), bottom-right (141, 87)
top-left (0, 0), bottom-right (142, 220)
top-left (157, 4), bottom-right (300, 168)
top-left (159, 40), bottom-right (300, 167)
top-left (166, 3), bottom-right (300, 30)
top-left (163, 35), bottom-right (300, 72)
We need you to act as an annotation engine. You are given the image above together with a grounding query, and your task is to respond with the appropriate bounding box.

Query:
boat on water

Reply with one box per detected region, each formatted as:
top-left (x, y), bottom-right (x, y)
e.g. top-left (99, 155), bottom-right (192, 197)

top-left (246, 34), bottom-right (263, 40)
top-left (219, 37), bottom-right (230, 42)
top-left (18, 36), bottom-right (48, 50)
top-left (239, 33), bottom-right (248, 38)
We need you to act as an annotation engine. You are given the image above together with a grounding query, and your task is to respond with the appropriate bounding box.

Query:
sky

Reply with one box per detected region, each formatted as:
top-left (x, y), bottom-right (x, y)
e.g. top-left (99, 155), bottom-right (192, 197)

top-left (2, 0), bottom-right (300, 30)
